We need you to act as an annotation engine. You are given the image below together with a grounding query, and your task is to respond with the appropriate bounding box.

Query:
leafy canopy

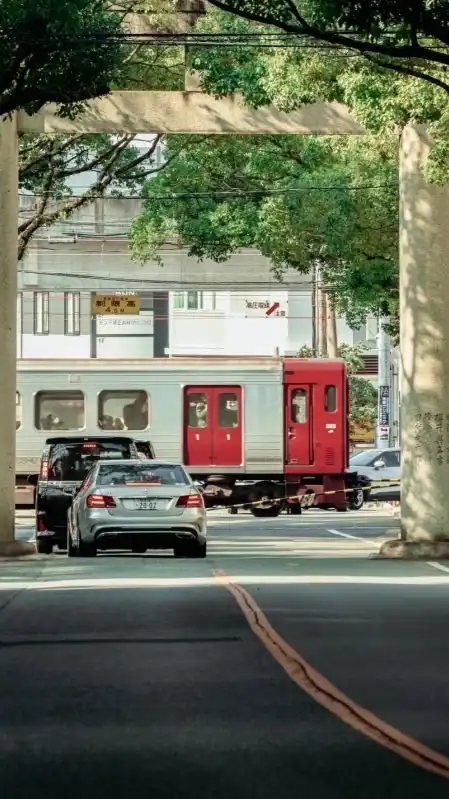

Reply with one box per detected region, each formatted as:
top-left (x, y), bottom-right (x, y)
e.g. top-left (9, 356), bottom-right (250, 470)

top-left (131, 133), bottom-right (399, 333)
top-left (191, 5), bottom-right (449, 182)
top-left (0, 0), bottom-right (126, 117)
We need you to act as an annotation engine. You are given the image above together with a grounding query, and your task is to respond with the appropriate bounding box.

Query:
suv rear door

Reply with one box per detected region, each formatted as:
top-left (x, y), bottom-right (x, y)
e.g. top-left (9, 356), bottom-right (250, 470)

top-left (37, 437), bottom-right (140, 543)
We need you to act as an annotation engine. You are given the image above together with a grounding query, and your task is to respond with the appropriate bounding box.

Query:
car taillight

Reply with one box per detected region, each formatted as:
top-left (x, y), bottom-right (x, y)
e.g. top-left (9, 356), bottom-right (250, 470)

top-left (37, 514), bottom-right (47, 532)
top-left (40, 461), bottom-right (49, 479)
top-left (176, 494), bottom-right (203, 508)
top-left (87, 494), bottom-right (116, 509)
top-left (82, 442), bottom-right (98, 450)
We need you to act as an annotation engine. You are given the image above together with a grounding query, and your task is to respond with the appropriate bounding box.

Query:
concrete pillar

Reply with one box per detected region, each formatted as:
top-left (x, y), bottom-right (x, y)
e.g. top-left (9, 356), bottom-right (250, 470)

top-left (380, 124), bottom-right (449, 558)
top-left (0, 115), bottom-right (34, 557)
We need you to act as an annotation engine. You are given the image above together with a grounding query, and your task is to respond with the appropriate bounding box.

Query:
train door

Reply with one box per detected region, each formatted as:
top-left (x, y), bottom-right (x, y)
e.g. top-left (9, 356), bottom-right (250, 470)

top-left (212, 387), bottom-right (243, 466)
top-left (285, 384), bottom-right (314, 466)
top-left (183, 387), bottom-right (213, 466)
top-left (183, 386), bottom-right (243, 467)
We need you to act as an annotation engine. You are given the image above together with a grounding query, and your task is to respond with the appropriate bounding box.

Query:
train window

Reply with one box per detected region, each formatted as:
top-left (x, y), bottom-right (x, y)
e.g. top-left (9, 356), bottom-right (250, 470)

top-left (324, 385), bottom-right (337, 413)
top-left (291, 389), bottom-right (307, 423)
top-left (16, 391), bottom-right (21, 431)
top-left (35, 391), bottom-right (85, 430)
top-left (218, 392), bottom-right (239, 428)
top-left (98, 390), bottom-right (149, 431)
top-left (187, 392), bottom-right (208, 428)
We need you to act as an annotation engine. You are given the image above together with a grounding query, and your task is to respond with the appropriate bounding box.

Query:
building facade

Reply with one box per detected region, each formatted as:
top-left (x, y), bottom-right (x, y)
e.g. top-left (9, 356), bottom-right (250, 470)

top-left (18, 188), bottom-right (379, 370)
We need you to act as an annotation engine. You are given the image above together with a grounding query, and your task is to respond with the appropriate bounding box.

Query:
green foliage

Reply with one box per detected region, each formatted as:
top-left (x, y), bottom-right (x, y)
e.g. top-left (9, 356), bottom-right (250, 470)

top-left (297, 342), bottom-right (377, 424)
top-left (191, 5), bottom-right (449, 183)
top-left (131, 133), bottom-right (399, 330)
top-left (0, 0), bottom-right (126, 116)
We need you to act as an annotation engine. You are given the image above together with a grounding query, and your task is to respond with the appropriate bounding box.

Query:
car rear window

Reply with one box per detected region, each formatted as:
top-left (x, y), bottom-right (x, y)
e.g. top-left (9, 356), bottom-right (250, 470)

top-left (97, 463), bottom-right (190, 487)
top-left (46, 441), bottom-right (134, 482)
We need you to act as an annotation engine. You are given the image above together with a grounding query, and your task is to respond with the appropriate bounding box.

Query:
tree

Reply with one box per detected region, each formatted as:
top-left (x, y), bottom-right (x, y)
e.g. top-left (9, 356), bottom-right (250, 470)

top-left (16, 0), bottom-right (191, 259)
top-left (298, 342), bottom-right (377, 435)
top-left (205, 1), bottom-right (449, 91)
top-left (0, 0), bottom-right (125, 117)
top-left (131, 133), bottom-right (399, 336)
top-left (190, 6), bottom-right (449, 183)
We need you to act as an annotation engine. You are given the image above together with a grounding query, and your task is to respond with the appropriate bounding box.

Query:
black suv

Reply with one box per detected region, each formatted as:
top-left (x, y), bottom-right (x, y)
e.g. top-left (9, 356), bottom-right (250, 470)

top-left (36, 436), bottom-right (145, 554)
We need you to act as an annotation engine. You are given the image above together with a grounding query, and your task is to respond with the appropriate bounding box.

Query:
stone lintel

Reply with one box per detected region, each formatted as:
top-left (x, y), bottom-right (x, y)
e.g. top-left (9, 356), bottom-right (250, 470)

top-left (18, 91), bottom-right (368, 136)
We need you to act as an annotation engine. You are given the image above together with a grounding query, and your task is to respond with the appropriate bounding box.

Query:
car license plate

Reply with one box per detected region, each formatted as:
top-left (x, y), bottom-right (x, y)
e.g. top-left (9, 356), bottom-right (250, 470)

top-left (134, 499), bottom-right (158, 511)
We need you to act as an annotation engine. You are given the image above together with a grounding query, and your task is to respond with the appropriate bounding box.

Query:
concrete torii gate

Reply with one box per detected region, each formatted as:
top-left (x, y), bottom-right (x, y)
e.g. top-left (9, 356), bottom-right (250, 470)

top-left (0, 90), bottom-right (445, 558)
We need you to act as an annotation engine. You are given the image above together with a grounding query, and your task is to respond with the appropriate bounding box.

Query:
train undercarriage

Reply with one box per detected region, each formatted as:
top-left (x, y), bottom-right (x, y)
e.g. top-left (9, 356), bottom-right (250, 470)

top-left (15, 471), bottom-right (364, 513)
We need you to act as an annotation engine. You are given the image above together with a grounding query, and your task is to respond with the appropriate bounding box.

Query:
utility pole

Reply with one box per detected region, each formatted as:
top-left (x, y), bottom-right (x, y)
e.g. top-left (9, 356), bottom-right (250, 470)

top-left (376, 317), bottom-right (392, 448)
top-left (317, 266), bottom-right (328, 356)
top-left (0, 116), bottom-right (33, 556)
top-left (311, 262), bottom-right (318, 356)
top-left (326, 293), bottom-right (338, 358)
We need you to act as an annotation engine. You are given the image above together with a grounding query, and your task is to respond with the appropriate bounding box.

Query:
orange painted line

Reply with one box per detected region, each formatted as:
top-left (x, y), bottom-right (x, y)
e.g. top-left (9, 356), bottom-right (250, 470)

top-left (213, 568), bottom-right (449, 781)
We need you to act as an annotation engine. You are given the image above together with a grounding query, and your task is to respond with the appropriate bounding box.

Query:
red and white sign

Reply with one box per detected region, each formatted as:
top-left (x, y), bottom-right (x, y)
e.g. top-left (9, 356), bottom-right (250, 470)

top-left (266, 302), bottom-right (280, 317)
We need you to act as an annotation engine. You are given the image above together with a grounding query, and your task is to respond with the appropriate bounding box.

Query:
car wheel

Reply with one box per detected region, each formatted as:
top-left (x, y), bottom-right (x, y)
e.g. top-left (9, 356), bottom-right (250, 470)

top-left (78, 540), bottom-right (97, 557)
top-left (348, 488), bottom-right (365, 511)
top-left (67, 528), bottom-right (77, 558)
top-left (186, 542), bottom-right (207, 559)
top-left (36, 539), bottom-right (53, 555)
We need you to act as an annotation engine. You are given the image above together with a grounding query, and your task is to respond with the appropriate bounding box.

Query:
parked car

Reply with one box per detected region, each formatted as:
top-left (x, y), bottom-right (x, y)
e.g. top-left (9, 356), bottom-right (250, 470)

top-left (349, 447), bottom-right (401, 502)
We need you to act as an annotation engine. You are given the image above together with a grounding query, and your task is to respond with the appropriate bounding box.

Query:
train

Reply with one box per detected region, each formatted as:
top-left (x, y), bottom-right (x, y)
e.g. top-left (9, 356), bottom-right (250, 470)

top-left (15, 356), bottom-right (359, 513)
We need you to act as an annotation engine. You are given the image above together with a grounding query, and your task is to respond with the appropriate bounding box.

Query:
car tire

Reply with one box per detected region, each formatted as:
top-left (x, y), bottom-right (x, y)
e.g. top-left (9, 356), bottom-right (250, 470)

top-left (186, 542), bottom-right (207, 559)
top-left (36, 539), bottom-right (53, 555)
top-left (251, 505), bottom-right (281, 518)
top-left (78, 540), bottom-right (97, 557)
top-left (348, 488), bottom-right (365, 511)
top-left (174, 541), bottom-right (207, 559)
top-left (67, 529), bottom-right (77, 558)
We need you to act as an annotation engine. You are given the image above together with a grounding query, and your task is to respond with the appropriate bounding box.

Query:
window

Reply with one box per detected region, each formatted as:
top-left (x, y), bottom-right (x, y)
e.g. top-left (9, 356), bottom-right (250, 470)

top-left (380, 450), bottom-right (400, 468)
top-left (33, 292), bottom-right (49, 335)
top-left (45, 440), bottom-right (136, 482)
top-left (291, 389), bottom-right (307, 423)
top-left (172, 291), bottom-right (204, 311)
top-left (97, 462), bottom-right (190, 487)
top-left (187, 392), bottom-right (208, 428)
top-left (324, 385), bottom-right (337, 412)
top-left (187, 291), bottom-right (203, 310)
top-left (16, 391), bottom-right (21, 430)
top-left (173, 292), bottom-right (185, 309)
top-left (35, 391), bottom-right (85, 430)
top-left (98, 390), bottom-right (149, 431)
top-left (218, 392), bottom-right (239, 428)
top-left (64, 292), bottom-right (80, 335)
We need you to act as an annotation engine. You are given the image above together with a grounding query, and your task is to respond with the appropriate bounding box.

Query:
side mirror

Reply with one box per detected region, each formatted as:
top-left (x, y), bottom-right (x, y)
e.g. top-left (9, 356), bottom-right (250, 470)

top-left (373, 459), bottom-right (385, 469)
top-left (193, 481), bottom-right (204, 491)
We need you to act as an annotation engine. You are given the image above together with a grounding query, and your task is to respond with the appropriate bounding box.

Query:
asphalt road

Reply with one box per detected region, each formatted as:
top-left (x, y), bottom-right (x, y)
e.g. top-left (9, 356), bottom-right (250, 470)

top-left (2, 508), bottom-right (449, 798)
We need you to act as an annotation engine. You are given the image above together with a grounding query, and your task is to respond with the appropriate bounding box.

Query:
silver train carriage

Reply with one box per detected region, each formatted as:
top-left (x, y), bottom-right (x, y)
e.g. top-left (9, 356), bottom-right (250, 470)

top-left (16, 357), bottom-right (286, 503)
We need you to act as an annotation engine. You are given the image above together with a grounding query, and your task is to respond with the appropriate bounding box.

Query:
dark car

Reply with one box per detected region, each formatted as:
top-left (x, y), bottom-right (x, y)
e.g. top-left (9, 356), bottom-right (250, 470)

top-left (35, 436), bottom-right (143, 554)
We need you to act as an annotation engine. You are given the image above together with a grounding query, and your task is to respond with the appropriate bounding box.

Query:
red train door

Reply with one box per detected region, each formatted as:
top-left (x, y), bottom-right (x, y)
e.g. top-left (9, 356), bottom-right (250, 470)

top-left (183, 387), bottom-right (213, 466)
top-left (285, 384), bottom-right (314, 466)
top-left (212, 387), bottom-right (243, 466)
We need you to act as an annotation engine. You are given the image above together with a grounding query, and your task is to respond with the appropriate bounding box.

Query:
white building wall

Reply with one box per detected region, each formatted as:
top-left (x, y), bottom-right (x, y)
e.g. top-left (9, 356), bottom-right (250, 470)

top-left (18, 195), bottom-right (377, 359)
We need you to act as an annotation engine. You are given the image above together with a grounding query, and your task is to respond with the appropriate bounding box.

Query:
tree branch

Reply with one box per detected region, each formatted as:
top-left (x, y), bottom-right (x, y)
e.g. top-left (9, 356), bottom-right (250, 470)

top-left (207, 0), bottom-right (449, 71)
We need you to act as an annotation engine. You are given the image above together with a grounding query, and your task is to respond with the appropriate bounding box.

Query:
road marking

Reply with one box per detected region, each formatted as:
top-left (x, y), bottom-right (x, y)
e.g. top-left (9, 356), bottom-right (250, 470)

top-left (327, 528), bottom-right (378, 546)
top-left (213, 567), bottom-right (449, 780)
top-left (426, 562), bottom-right (449, 574)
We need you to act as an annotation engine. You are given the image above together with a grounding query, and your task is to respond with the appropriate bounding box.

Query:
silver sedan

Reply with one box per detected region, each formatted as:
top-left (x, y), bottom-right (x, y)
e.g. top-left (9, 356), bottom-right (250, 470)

top-left (67, 459), bottom-right (207, 558)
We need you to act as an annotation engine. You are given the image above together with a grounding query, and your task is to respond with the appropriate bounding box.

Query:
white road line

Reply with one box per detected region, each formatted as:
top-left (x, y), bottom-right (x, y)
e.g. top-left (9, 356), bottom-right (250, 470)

top-left (329, 530), bottom-right (449, 575)
top-left (327, 528), bottom-right (377, 546)
top-left (426, 561), bottom-right (449, 574)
